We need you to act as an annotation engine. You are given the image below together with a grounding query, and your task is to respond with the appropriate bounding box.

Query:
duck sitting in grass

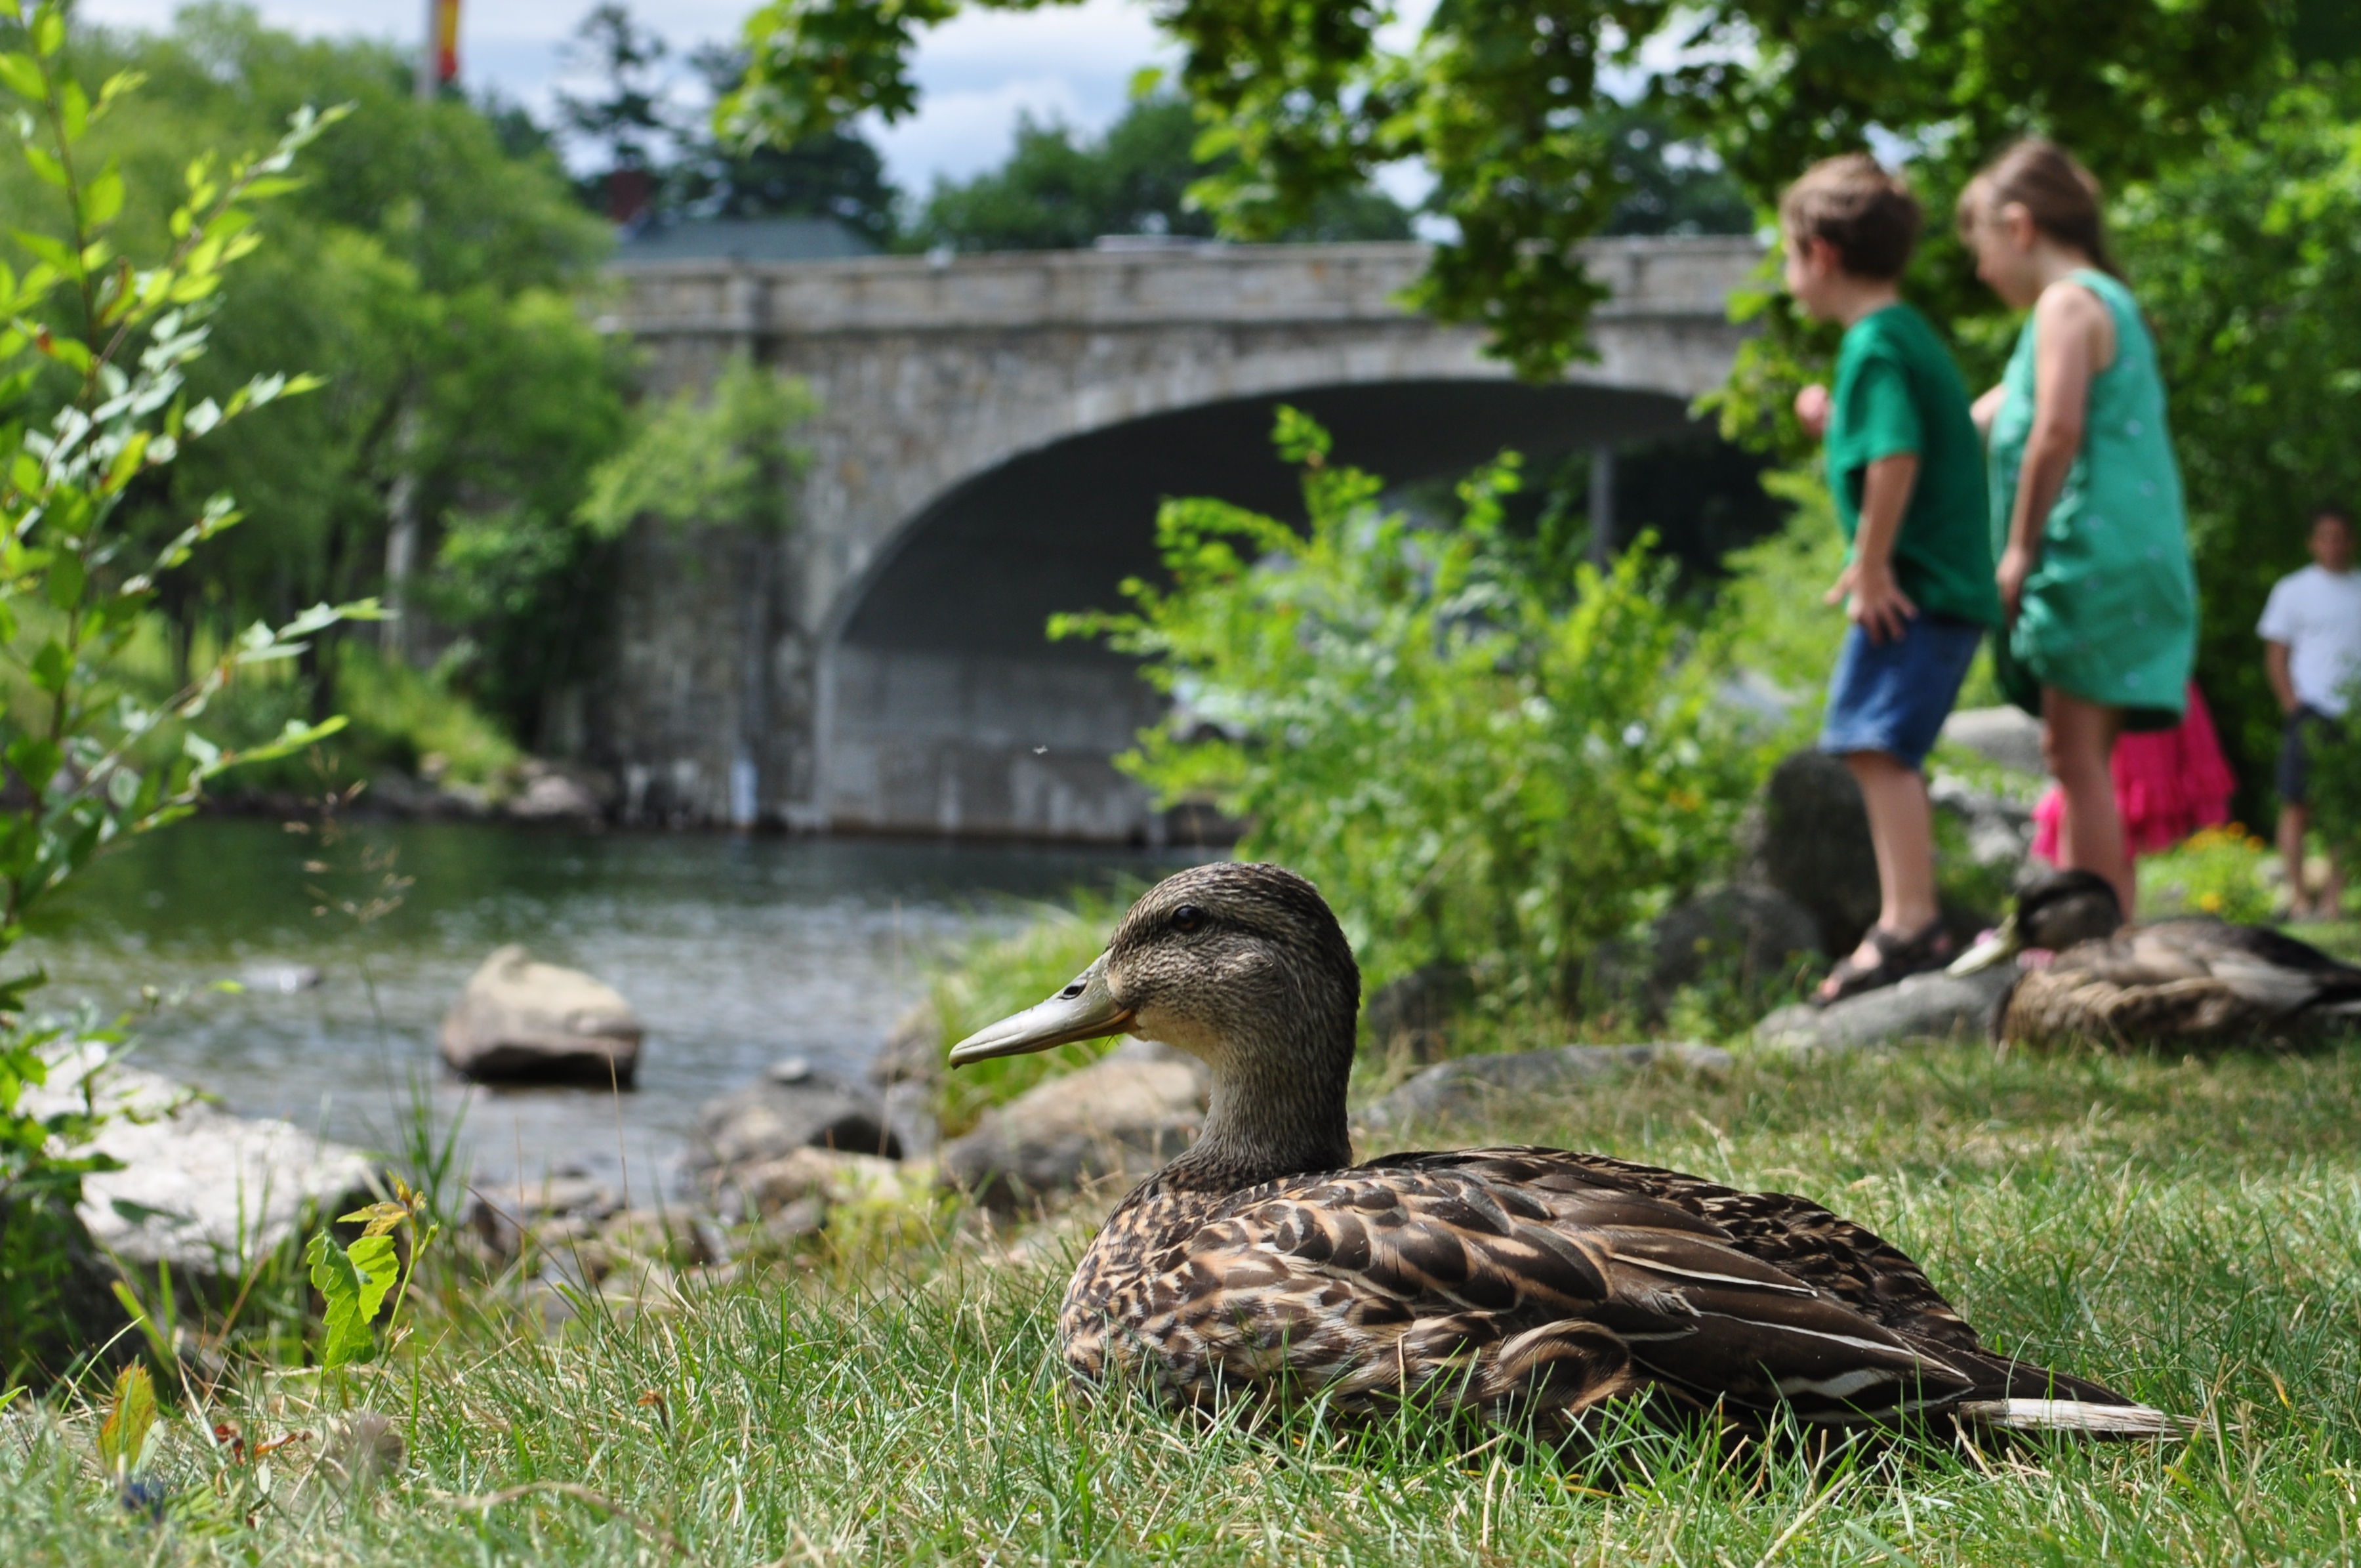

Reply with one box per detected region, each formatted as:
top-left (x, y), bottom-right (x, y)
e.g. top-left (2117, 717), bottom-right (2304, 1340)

top-left (1950, 870), bottom-right (2361, 1048)
top-left (951, 862), bottom-right (2185, 1441)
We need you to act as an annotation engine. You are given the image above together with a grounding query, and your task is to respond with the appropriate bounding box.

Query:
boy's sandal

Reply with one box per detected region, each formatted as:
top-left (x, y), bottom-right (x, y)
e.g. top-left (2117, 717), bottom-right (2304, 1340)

top-left (1813, 919), bottom-right (1957, 1007)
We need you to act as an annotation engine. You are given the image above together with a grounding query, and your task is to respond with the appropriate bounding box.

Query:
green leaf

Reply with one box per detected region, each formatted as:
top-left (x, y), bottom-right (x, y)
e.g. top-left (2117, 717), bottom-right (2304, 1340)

top-left (0, 52), bottom-right (41, 102)
top-left (29, 6), bottom-right (64, 58)
top-left (20, 143), bottom-right (66, 190)
top-left (304, 1229), bottom-right (377, 1369)
top-left (95, 1364), bottom-right (155, 1475)
top-left (81, 164), bottom-right (123, 227)
top-left (27, 639), bottom-right (68, 695)
top-left (10, 229), bottom-right (75, 275)
top-left (8, 736), bottom-right (62, 794)
top-left (43, 548), bottom-right (82, 609)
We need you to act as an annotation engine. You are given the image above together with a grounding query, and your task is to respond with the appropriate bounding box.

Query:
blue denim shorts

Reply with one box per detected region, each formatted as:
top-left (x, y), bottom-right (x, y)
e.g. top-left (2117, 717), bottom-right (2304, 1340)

top-left (1818, 613), bottom-right (1986, 771)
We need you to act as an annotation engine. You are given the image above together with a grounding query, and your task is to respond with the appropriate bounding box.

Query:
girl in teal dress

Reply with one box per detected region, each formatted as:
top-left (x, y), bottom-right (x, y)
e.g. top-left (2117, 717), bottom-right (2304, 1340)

top-left (1960, 140), bottom-right (2197, 917)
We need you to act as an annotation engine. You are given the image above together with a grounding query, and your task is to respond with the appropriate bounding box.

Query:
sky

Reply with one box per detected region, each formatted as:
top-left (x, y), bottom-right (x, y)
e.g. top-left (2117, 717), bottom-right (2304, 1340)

top-left (72, 0), bottom-right (1195, 193)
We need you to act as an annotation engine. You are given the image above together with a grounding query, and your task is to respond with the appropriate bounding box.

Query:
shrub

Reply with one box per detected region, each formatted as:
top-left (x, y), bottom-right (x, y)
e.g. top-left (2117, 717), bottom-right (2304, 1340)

top-left (1056, 408), bottom-right (1767, 1012)
top-left (2139, 825), bottom-right (2278, 924)
top-left (0, 4), bottom-right (368, 1382)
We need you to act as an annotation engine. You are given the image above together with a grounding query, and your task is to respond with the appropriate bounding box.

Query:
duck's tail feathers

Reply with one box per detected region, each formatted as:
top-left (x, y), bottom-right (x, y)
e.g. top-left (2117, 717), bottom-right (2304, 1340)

top-left (1956, 1397), bottom-right (2200, 1439)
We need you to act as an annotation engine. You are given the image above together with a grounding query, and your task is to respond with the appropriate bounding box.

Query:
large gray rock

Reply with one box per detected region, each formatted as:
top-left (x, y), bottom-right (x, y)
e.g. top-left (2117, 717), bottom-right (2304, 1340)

top-left (23, 1047), bottom-right (375, 1291)
top-left (1929, 774), bottom-right (2038, 870)
top-left (939, 1040), bottom-right (1208, 1210)
top-left (1754, 964), bottom-right (2019, 1051)
top-left (440, 945), bottom-right (644, 1086)
top-left (1752, 751), bottom-right (1881, 955)
top-left (687, 1065), bottom-right (899, 1174)
top-left (1941, 705), bottom-right (2045, 777)
top-left (1358, 1042), bottom-right (1733, 1134)
top-left (1365, 961), bottom-right (1476, 1062)
top-left (1644, 884), bottom-right (1824, 999)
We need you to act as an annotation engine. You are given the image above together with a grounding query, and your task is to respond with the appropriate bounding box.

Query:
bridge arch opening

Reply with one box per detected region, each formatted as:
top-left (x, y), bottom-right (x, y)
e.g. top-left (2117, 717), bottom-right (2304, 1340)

top-left (817, 377), bottom-right (1765, 840)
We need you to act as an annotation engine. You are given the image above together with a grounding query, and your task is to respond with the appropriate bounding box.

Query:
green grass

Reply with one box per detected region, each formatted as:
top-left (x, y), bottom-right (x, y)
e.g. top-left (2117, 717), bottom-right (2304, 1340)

top-left (8, 1039), bottom-right (2361, 1564)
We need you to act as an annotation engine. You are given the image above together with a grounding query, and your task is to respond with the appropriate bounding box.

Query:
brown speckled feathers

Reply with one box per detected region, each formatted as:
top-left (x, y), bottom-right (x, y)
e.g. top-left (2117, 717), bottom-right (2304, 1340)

top-left (2003, 918), bottom-right (2361, 1047)
top-left (1063, 1145), bottom-right (2125, 1433)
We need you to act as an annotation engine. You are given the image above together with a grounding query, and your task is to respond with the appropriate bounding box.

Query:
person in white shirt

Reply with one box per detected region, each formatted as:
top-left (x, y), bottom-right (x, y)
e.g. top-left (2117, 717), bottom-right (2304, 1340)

top-left (2258, 506), bottom-right (2361, 918)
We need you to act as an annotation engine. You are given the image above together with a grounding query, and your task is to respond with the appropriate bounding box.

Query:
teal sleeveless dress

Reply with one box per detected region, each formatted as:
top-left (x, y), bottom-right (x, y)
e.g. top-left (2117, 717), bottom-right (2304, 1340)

top-left (1986, 268), bottom-right (2196, 732)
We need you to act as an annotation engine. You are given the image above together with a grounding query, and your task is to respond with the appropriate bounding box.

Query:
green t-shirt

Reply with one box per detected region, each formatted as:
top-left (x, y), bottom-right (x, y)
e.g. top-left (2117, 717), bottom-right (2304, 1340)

top-left (1826, 303), bottom-right (2002, 629)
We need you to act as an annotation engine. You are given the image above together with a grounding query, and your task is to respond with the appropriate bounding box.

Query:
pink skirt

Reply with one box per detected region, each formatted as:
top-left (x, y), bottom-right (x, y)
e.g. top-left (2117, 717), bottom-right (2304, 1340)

top-left (2032, 682), bottom-right (2234, 860)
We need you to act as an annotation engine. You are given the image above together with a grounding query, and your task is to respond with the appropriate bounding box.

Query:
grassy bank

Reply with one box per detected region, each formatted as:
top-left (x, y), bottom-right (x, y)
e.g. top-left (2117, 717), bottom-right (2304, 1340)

top-left (7, 1039), bottom-right (2361, 1564)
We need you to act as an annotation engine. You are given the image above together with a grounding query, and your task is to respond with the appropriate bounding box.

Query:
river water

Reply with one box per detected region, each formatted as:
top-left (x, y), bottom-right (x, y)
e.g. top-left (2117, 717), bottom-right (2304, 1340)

top-left (18, 818), bottom-right (1191, 1197)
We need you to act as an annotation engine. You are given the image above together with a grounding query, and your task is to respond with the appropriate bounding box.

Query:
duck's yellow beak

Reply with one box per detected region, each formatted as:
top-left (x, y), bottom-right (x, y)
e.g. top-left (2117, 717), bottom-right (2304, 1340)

top-left (947, 951), bottom-right (1135, 1067)
top-left (1946, 914), bottom-right (2022, 976)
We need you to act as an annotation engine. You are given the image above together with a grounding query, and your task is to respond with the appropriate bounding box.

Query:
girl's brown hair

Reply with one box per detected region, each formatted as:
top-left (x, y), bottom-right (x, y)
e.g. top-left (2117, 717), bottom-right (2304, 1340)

top-left (1956, 138), bottom-right (2124, 279)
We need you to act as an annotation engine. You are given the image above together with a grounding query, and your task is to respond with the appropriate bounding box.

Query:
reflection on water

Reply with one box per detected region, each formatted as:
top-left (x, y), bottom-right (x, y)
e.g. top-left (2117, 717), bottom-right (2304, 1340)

top-left (20, 818), bottom-right (1190, 1192)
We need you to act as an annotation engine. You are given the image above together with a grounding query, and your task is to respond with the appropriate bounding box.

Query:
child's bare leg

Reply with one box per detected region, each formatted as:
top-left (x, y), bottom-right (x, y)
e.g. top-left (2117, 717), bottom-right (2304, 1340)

top-left (1832, 750), bottom-right (1940, 976)
top-left (2044, 687), bottom-right (2133, 918)
top-left (2277, 803), bottom-right (2314, 918)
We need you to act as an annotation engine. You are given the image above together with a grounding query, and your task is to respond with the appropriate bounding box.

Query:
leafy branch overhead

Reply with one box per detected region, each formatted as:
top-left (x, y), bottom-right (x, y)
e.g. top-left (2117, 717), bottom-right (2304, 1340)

top-left (0, 0), bottom-right (376, 1377)
top-left (722, 0), bottom-right (2276, 381)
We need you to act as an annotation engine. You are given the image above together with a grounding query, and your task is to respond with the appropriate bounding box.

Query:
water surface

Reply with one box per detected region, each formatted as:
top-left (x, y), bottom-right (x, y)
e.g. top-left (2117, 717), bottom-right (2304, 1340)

top-left (21, 818), bottom-right (1185, 1195)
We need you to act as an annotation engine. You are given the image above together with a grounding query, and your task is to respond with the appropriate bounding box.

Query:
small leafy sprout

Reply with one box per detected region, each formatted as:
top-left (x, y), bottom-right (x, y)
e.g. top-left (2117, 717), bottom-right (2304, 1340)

top-left (304, 1176), bottom-right (437, 1372)
top-left (96, 1362), bottom-right (155, 1479)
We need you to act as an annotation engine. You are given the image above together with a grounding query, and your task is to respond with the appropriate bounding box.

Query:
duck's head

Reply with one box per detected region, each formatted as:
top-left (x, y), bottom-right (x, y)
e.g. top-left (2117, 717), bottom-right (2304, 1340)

top-left (949, 862), bottom-right (1361, 1187)
top-left (1948, 869), bottom-right (2124, 974)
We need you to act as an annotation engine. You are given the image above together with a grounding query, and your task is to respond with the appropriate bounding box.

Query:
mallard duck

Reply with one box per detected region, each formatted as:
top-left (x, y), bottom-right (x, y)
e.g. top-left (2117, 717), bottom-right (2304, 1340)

top-left (1952, 871), bottom-right (2361, 1047)
top-left (950, 862), bottom-right (2183, 1439)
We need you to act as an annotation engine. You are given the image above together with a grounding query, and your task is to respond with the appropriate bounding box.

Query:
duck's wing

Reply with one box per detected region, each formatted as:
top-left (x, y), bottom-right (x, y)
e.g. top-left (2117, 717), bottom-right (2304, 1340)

top-left (1376, 1147), bottom-right (1982, 1351)
top-left (2059, 922), bottom-right (2361, 1010)
top-left (1155, 1157), bottom-right (1986, 1427)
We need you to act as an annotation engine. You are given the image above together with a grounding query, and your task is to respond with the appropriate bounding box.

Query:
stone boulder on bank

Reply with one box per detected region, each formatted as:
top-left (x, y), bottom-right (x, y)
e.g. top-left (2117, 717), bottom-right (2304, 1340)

top-left (21, 1047), bottom-right (374, 1298)
top-left (1754, 963), bottom-right (2019, 1052)
top-left (939, 1040), bottom-right (1208, 1211)
top-left (1749, 751), bottom-right (1883, 956)
top-left (1357, 1042), bottom-right (1733, 1134)
top-left (440, 945), bottom-right (644, 1086)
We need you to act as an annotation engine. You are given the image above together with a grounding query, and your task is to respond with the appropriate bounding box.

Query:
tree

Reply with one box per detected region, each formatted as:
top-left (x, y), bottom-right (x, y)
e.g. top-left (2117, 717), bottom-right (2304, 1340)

top-left (907, 88), bottom-right (1408, 255)
top-left (2122, 72), bottom-right (2361, 821)
top-left (2, 7), bottom-right (633, 754)
top-left (720, 0), bottom-right (2276, 379)
top-left (667, 44), bottom-right (899, 247)
top-left (555, 1), bottom-right (673, 190)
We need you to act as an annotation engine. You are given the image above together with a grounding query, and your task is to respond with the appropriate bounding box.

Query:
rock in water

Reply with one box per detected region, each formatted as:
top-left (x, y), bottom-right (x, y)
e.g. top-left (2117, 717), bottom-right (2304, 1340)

top-left (440, 945), bottom-right (644, 1086)
top-left (1752, 751), bottom-right (1882, 955)
top-left (688, 1070), bottom-right (900, 1175)
top-left (939, 1040), bottom-right (1208, 1210)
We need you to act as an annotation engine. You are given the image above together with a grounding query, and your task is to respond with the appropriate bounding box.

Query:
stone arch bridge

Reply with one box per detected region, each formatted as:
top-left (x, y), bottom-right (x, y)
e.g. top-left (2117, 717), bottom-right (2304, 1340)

top-left (583, 236), bottom-right (1762, 840)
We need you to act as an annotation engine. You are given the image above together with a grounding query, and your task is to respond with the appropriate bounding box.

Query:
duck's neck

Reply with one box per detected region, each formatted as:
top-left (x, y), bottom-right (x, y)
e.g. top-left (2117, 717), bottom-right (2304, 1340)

top-left (1156, 1018), bottom-right (1355, 1193)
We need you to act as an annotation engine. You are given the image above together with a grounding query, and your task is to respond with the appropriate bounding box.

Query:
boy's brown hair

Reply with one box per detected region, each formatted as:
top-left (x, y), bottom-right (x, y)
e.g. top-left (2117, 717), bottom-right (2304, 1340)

top-left (1780, 155), bottom-right (1921, 280)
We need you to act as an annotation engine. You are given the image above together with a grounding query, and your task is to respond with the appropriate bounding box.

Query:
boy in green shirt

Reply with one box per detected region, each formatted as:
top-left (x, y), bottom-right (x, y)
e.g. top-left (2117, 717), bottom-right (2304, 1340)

top-left (1782, 155), bottom-right (2001, 1003)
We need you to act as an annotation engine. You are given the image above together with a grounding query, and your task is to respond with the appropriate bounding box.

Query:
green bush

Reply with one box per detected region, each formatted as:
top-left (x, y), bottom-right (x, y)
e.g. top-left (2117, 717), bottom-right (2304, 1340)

top-left (2139, 824), bottom-right (2278, 924)
top-left (1057, 408), bottom-right (1768, 1012)
top-left (331, 642), bottom-right (521, 787)
top-left (0, 3), bottom-right (368, 1382)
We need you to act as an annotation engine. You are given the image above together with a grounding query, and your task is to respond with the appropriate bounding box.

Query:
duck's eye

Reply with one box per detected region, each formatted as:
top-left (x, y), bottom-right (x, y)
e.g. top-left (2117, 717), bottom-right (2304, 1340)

top-left (1170, 904), bottom-right (1206, 934)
